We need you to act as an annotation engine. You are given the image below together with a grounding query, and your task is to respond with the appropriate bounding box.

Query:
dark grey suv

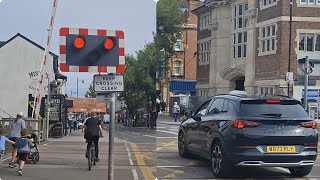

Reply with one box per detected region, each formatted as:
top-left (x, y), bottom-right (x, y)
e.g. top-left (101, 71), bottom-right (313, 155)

top-left (178, 92), bottom-right (318, 178)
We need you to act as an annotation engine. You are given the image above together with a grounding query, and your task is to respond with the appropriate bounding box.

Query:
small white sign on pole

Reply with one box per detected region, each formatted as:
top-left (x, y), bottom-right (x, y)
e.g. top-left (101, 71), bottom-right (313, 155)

top-left (286, 72), bottom-right (294, 81)
top-left (94, 75), bottom-right (124, 92)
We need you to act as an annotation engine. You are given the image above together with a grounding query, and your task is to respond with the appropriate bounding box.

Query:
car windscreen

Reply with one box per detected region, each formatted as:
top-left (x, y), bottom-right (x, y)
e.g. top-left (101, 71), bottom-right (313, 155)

top-left (240, 100), bottom-right (308, 118)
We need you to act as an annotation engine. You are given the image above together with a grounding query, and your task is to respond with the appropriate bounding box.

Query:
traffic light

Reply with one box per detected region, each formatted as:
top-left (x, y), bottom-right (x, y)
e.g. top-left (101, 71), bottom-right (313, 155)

top-left (66, 34), bottom-right (119, 66)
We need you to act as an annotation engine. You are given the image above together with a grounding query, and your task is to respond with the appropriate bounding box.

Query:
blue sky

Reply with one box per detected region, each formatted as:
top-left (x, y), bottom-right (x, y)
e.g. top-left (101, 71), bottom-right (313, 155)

top-left (0, 0), bottom-right (156, 97)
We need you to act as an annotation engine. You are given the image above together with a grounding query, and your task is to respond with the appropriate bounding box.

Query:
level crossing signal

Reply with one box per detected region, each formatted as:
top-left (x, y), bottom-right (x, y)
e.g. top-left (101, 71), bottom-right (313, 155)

top-left (59, 28), bottom-right (125, 73)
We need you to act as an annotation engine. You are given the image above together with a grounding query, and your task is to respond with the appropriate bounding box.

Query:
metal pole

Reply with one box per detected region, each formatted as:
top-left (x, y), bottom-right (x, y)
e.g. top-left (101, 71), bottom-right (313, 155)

top-left (46, 75), bottom-right (50, 141)
top-left (77, 77), bottom-right (79, 98)
top-left (108, 93), bottom-right (116, 180)
top-left (303, 56), bottom-right (309, 110)
top-left (287, 0), bottom-right (293, 96)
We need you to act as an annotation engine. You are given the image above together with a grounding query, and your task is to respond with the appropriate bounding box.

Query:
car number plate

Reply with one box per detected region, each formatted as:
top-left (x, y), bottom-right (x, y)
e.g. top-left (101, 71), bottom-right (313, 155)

top-left (266, 146), bottom-right (296, 153)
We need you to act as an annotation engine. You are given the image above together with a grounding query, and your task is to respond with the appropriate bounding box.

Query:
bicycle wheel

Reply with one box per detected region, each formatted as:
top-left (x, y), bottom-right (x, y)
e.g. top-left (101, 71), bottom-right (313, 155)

top-left (91, 145), bottom-right (96, 166)
top-left (88, 147), bottom-right (92, 171)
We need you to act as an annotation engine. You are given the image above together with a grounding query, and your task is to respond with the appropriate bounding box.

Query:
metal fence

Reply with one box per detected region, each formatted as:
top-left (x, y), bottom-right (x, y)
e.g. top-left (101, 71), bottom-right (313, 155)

top-left (0, 118), bottom-right (44, 144)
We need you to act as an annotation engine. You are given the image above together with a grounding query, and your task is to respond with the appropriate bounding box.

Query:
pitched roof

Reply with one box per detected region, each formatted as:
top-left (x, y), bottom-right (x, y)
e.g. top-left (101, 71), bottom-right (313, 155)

top-left (0, 33), bottom-right (58, 59)
top-left (0, 41), bottom-right (6, 47)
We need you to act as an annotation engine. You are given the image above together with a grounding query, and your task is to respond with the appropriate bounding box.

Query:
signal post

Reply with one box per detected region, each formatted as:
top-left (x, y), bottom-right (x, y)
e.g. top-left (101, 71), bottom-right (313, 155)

top-left (59, 27), bottom-right (125, 180)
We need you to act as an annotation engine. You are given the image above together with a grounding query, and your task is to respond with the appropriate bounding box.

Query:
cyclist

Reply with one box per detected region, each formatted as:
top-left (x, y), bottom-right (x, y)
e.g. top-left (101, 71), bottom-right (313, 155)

top-left (84, 112), bottom-right (104, 162)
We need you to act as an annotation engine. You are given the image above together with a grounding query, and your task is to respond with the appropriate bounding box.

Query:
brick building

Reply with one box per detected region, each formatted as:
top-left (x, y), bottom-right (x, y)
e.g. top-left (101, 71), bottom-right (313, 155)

top-left (159, 0), bottom-right (199, 113)
top-left (192, 0), bottom-right (320, 107)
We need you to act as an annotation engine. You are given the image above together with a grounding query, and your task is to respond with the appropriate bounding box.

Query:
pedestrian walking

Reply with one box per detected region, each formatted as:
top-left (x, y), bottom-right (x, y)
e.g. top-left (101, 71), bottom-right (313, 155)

top-left (74, 120), bottom-right (78, 131)
top-left (156, 102), bottom-right (160, 117)
top-left (8, 112), bottom-right (26, 168)
top-left (160, 101), bottom-right (166, 116)
top-left (15, 128), bottom-right (34, 176)
top-left (0, 127), bottom-right (16, 162)
top-left (172, 102), bottom-right (180, 122)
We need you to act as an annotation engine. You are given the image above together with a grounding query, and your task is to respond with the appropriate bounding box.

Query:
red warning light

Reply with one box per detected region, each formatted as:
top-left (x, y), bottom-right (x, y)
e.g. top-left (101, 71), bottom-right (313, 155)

top-left (74, 37), bottom-right (85, 49)
top-left (104, 38), bottom-right (115, 50)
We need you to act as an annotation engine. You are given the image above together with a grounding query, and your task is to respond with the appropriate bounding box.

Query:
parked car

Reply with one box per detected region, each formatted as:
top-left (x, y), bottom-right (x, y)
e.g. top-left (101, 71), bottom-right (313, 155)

top-left (178, 91), bottom-right (318, 178)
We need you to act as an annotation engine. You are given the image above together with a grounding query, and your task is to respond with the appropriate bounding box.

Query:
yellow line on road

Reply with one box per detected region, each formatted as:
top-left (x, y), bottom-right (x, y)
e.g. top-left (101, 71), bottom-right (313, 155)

top-left (130, 143), bottom-right (155, 180)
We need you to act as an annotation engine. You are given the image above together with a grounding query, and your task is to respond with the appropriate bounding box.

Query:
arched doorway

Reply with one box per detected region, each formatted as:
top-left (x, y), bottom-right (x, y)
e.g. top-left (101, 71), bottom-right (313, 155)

top-left (230, 76), bottom-right (245, 91)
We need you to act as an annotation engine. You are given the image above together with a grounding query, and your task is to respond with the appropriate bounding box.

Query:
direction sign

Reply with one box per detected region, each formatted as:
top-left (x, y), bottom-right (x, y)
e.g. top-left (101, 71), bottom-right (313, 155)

top-left (94, 74), bottom-right (124, 92)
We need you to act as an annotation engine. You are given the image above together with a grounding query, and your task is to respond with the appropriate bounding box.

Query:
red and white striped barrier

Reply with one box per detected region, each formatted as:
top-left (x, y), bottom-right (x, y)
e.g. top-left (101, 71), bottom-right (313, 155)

top-left (32, 0), bottom-right (58, 119)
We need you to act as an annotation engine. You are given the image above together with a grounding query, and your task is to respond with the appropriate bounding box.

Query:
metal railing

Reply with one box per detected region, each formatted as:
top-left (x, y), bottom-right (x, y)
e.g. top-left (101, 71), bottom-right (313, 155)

top-left (0, 107), bottom-right (14, 120)
top-left (0, 118), bottom-right (44, 144)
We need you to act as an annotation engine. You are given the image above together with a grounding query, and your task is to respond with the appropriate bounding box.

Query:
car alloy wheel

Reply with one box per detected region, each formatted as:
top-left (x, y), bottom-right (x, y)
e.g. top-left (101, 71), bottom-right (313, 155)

top-left (211, 145), bottom-right (222, 175)
top-left (178, 132), bottom-right (189, 157)
top-left (178, 133), bottom-right (185, 154)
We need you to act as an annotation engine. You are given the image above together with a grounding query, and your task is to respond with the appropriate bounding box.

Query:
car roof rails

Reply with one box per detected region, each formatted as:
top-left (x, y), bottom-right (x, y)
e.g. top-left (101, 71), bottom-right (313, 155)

top-left (216, 91), bottom-right (248, 98)
top-left (229, 90), bottom-right (248, 96)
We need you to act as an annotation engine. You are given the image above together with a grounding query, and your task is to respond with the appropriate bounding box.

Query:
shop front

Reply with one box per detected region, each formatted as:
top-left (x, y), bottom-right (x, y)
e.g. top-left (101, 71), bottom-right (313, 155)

top-left (168, 80), bottom-right (196, 115)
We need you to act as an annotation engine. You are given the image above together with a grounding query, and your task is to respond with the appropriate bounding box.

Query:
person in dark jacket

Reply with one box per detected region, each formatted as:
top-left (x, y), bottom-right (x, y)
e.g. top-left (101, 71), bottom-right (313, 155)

top-left (15, 128), bottom-right (34, 176)
top-left (84, 112), bottom-right (104, 162)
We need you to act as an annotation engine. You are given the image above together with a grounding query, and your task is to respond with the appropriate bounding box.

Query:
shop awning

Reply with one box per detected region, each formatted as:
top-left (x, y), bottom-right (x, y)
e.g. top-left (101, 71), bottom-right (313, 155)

top-left (66, 97), bottom-right (107, 113)
top-left (170, 80), bottom-right (196, 92)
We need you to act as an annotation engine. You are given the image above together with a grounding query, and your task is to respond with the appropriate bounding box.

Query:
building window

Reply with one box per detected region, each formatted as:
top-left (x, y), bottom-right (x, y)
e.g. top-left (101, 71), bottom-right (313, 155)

top-left (199, 89), bottom-right (208, 97)
top-left (233, 32), bottom-right (247, 58)
top-left (173, 61), bottom-right (181, 76)
top-left (259, 24), bottom-right (277, 55)
top-left (199, 41), bottom-right (211, 63)
top-left (260, 87), bottom-right (274, 95)
top-left (300, 0), bottom-right (320, 5)
top-left (260, 0), bottom-right (278, 9)
top-left (233, 3), bottom-right (248, 30)
top-left (174, 39), bottom-right (183, 51)
top-left (200, 13), bottom-right (211, 30)
top-left (299, 33), bottom-right (320, 52)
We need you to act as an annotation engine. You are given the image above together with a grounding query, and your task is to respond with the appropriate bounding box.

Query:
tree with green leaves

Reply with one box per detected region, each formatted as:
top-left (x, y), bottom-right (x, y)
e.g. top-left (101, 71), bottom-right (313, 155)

top-left (84, 83), bottom-right (96, 98)
top-left (156, 0), bottom-right (184, 55)
top-left (120, 43), bottom-right (156, 116)
top-left (155, 0), bottom-right (185, 79)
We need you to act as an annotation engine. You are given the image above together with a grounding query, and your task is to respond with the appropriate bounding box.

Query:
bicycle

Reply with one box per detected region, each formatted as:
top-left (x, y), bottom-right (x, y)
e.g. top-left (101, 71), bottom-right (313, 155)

top-left (87, 140), bottom-right (96, 171)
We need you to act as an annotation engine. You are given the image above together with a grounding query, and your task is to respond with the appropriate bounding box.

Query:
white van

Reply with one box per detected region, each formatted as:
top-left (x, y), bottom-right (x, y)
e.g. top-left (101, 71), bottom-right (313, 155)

top-left (103, 114), bottom-right (110, 124)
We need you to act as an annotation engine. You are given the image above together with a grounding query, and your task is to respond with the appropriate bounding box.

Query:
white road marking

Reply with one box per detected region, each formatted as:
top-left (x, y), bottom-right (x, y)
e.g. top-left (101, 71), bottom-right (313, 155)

top-left (125, 143), bottom-right (139, 180)
top-left (131, 132), bottom-right (140, 135)
top-left (0, 157), bottom-right (11, 162)
top-left (156, 130), bottom-right (178, 135)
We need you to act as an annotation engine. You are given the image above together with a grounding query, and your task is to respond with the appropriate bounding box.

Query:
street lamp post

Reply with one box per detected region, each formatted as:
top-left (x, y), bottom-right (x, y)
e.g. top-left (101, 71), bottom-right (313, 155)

top-left (76, 78), bottom-right (84, 98)
top-left (287, 0), bottom-right (293, 96)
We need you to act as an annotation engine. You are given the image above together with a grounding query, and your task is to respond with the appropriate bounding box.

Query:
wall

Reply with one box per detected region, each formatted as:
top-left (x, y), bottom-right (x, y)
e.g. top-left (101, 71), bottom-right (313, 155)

top-left (0, 36), bottom-right (55, 117)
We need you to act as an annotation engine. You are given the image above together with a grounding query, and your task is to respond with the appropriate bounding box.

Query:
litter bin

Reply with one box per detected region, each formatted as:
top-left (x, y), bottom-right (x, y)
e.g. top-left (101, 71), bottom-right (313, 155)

top-left (53, 124), bottom-right (63, 138)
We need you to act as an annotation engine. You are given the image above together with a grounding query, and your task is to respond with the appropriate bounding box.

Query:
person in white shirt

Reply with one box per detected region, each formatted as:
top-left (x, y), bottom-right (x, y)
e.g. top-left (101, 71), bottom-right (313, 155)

top-left (172, 102), bottom-right (180, 122)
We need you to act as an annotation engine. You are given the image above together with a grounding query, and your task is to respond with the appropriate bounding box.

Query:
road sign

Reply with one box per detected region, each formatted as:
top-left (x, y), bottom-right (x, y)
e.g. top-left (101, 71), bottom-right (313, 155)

top-left (59, 27), bottom-right (125, 73)
top-left (94, 74), bottom-right (124, 92)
